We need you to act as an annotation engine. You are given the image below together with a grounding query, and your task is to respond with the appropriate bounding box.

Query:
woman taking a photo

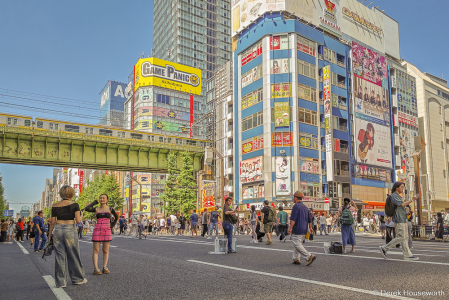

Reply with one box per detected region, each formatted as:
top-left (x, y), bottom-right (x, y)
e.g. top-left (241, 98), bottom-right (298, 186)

top-left (85, 194), bottom-right (118, 275)
top-left (47, 185), bottom-right (87, 288)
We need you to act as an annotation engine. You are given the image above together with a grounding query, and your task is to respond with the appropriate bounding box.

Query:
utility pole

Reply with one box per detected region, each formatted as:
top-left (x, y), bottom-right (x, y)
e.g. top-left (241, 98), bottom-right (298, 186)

top-left (412, 136), bottom-right (426, 229)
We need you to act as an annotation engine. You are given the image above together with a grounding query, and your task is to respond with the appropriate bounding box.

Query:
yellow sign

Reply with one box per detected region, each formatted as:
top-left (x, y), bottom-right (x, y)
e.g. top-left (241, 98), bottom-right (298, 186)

top-left (134, 57), bottom-right (202, 95)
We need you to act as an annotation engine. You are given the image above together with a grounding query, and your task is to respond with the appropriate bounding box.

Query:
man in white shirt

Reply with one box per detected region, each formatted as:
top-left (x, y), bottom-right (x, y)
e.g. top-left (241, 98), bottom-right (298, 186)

top-left (170, 214), bottom-right (177, 235)
top-left (159, 218), bottom-right (166, 234)
top-left (130, 214), bottom-right (139, 236)
top-left (444, 211), bottom-right (449, 225)
top-left (141, 215), bottom-right (149, 235)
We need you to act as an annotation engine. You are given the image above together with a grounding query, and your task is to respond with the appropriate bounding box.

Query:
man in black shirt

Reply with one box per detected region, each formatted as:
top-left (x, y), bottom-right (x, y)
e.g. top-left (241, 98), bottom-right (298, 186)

top-left (261, 200), bottom-right (275, 245)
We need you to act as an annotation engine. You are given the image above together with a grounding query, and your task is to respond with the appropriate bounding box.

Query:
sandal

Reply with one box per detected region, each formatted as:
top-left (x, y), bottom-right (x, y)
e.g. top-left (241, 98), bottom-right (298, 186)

top-left (93, 268), bottom-right (102, 275)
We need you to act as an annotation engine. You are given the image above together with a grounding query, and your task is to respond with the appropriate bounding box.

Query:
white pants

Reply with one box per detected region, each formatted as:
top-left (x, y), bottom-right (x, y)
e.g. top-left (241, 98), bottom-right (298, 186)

top-left (383, 222), bottom-right (413, 258)
top-left (292, 234), bottom-right (311, 261)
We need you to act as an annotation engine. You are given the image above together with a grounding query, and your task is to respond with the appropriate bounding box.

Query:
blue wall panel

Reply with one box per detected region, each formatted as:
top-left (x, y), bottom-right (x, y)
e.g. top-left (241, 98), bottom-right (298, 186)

top-left (332, 107), bottom-right (348, 119)
top-left (298, 75), bottom-right (317, 88)
top-left (298, 98), bottom-right (317, 110)
top-left (333, 130), bottom-right (349, 140)
top-left (271, 73), bottom-right (292, 83)
top-left (242, 102), bottom-right (263, 118)
top-left (241, 55), bottom-right (263, 74)
top-left (270, 49), bottom-right (291, 59)
top-left (299, 148), bottom-right (319, 159)
top-left (242, 125), bottom-right (263, 141)
top-left (297, 51), bottom-right (316, 65)
top-left (299, 123), bottom-right (318, 135)
top-left (242, 149), bottom-right (264, 161)
top-left (271, 122), bottom-right (293, 132)
top-left (271, 147), bottom-right (293, 156)
top-left (300, 173), bottom-right (320, 183)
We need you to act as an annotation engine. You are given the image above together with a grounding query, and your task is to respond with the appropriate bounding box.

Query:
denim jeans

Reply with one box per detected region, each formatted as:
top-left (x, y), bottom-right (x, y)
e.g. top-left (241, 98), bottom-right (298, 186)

top-left (319, 224), bottom-right (327, 235)
top-left (210, 223), bottom-right (219, 236)
top-left (53, 224), bottom-right (85, 287)
top-left (222, 222), bottom-right (233, 251)
top-left (34, 231), bottom-right (47, 251)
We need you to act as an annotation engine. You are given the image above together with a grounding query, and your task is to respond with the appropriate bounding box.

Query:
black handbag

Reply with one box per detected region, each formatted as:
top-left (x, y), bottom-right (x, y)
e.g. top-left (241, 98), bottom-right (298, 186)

top-left (42, 236), bottom-right (54, 261)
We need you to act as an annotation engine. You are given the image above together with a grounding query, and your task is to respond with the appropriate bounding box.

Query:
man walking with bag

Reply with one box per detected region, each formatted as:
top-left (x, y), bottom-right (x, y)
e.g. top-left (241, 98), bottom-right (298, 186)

top-left (288, 191), bottom-right (316, 266)
top-left (261, 200), bottom-right (276, 245)
top-left (380, 182), bottom-right (419, 261)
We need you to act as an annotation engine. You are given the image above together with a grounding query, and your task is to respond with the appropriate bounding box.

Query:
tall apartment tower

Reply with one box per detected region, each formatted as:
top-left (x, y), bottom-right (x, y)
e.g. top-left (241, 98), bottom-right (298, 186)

top-left (153, 0), bottom-right (232, 95)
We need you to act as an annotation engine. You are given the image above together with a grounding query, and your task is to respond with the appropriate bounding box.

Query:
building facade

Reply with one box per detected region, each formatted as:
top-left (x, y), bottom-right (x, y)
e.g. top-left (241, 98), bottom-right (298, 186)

top-left (403, 62), bottom-right (449, 218)
top-left (231, 0), bottom-right (400, 217)
top-left (99, 81), bottom-right (129, 127)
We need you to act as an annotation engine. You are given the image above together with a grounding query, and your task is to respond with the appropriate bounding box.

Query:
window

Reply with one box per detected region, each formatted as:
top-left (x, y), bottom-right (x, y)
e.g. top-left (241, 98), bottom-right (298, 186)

top-left (297, 59), bottom-right (316, 79)
top-left (331, 71), bottom-right (338, 86)
top-left (300, 183), bottom-right (320, 197)
top-left (323, 47), bottom-right (336, 64)
top-left (50, 123), bottom-right (54, 130)
top-left (85, 128), bottom-right (93, 134)
top-left (297, 36), bottom-right (316, 56)
top-left (444, 170), bottom-right (446, 178)
top-left (118, 131), bottom-right (125, 138)
top-left (299, 133), bottom-right (318, 149)
top-left (37, 121), bottom-right (43, 128)
top-left (24, 120), bottom-right (31, 127)
top-left (242, 111), bottom-right (263, 132)
top-left (300, 158), bottom-right (320, 174)
top-left (242, 87), bottom-right (263, 110)
top-left (65, 125), bottom-right (79, 133)
top-left (242, 184), bottom-right (264, 199)
top-left (298, 83), bottom-right (317, 102)
top-left (99, 129), bottom-right (113, 136)
top-left (13, 119), bottom-right (18, 125)
top-left (298, 108), bottom-right (318, 125)
top-left (7, 118), bottom-right (11, 125)
top-left (131, 133), bottom-right (143, 140)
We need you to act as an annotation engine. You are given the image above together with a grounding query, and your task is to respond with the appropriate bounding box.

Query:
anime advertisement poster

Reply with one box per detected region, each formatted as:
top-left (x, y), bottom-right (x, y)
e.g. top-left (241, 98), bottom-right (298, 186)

top-left (300, 158), bottom-right (319, 174)
top-left (355, 118), bottom-right (392, 168)
top-left (275, 157), bottom-right (291, 196)
top-left (399, 127), bottom-right (418, 174)
top-left (355, 164), bottom-right (391, 183)
top-left (240, 156), bottom-right (263, 183)
top-left (242, 64), bottom-right (262, 88)
top-left (242, 135), bottom-right (264, 154)
top-left (354, 77), bottom-right (390, 126)
top-left (271, 58), bottom-right (290, 74)
top-left (274, 102), bottom-right (290, 128)
top-left (352, 42), bottom-right (388, 90)
top-left (202, 182), bottom-right (215, 208)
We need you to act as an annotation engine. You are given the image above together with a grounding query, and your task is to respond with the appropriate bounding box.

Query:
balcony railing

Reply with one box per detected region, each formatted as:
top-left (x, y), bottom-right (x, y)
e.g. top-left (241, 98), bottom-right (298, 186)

top-left (339, 147), bottom-right (349, 154)
top-left (339, 125), bottom-right (348, 132)
top-left (337, 61), bottom-right (345, 68)
top-left (336, 170), bottom-right (350, 177)
top-left (228, 125), bottom-right (233, 132)
top-left (339, 104), bottom-right (348, 110)
top-left (320, 122), bottom-right (326, 128)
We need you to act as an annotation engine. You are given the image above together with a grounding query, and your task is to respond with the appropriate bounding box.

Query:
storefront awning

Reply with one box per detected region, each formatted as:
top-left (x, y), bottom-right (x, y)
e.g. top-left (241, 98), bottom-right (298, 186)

top-left (362, 201), bottom-right (385, 207)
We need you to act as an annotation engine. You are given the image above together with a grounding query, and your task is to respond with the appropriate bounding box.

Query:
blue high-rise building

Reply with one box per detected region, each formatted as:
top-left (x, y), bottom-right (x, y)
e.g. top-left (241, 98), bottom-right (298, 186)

top-left (99, 81), bottom-right (129, 127)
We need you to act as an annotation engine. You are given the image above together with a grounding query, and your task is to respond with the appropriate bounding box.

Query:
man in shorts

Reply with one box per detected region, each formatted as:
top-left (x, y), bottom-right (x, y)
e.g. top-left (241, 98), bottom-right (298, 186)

top-left (159, 217), bottom-right (166, 234)
top-left (261, 200), bottom-right (275, 245)
top-left (190, 210), bottom-right (199, 237)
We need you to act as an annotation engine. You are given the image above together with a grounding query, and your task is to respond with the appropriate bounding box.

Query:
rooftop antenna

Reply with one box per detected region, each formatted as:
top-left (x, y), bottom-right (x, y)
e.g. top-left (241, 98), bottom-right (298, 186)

top-left (367, 2), bottom-right (373, 7)
top-left (361, 0), bottom-right (367, 3)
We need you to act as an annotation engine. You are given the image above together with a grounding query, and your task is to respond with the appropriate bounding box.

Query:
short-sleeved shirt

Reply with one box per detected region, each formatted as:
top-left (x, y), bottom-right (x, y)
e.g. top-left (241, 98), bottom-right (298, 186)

top-left (33, 217), bottom-right (44, 232)
top-left (190, 213), bottom-right (199, 223)
top-left (160, 219), bottom-right (166, 227)
top-left (210, 211), bottom-right (219, 223)
top-left (223, 205), bottom-right (232, 223)
top-left (277, 211), bottom-right (288, 225)
top-left (119, 218), bottom-right (126, 226)
top-left (1, 222), bottom-right (8, 231)
top-left (391, 192), bottom-right (407, 223)
top-left (290, 202), bottom-right (311, 235)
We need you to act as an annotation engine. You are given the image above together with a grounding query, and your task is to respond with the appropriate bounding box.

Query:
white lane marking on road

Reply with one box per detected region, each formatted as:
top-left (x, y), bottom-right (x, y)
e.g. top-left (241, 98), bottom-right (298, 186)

top-left (15, 240), bottom-right (29, 254)
top-left (42, 275), bottom-right (73, 300)
top-left (79, 240), bottom-right (117, 247)
top-left (298, 244), bottom-right (442, 256)
top-left (187, 260), bottom-right (416, 300)
top-left (144, 236), bottom-right (449, 266)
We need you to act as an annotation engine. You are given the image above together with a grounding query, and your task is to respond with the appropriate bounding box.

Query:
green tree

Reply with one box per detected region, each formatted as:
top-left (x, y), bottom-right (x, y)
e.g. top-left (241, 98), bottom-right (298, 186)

top-left (177, 151), bottom-right (197, 216)
top-left (43, 207), bottom-right (52, 220)
top-left (77, 173), bottom-right (124, 219)
top-left (162, 151), bottom-right (180, 215)
top-left (0, 181), bottom-right (5, 219)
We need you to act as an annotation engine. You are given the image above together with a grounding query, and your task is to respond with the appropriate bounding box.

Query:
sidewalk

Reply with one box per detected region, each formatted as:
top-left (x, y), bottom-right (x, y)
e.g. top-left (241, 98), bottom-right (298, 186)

top-left (0, 242), bottom-right (56, 299)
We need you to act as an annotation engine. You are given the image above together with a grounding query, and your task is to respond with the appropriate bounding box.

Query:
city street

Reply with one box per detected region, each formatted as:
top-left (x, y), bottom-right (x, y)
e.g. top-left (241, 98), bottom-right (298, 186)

top-left (1, 232), bottom-right (448, 299)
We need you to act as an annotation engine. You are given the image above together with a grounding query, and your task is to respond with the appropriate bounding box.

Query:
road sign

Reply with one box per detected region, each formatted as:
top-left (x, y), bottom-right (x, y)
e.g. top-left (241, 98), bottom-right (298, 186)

top-left (21, 206), bottom-right (30, 211)
top-left (3, 210), bottom-right (14, 217)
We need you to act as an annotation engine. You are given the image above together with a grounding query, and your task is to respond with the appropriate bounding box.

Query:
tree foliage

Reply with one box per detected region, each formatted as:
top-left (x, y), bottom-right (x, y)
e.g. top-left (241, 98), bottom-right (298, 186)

top-left (77, 173), bottom-right (124, 220)
top-left (162, 151), bottom-right (197, 217)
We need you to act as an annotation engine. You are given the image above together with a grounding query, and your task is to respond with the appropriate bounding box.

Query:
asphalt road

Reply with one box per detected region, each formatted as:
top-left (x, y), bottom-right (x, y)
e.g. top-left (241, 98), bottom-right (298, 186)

top-left (2, 231), bottom-right (448, 300)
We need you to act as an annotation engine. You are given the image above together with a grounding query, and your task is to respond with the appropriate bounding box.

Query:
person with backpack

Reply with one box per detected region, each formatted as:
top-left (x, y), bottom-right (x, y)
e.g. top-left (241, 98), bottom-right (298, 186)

top-left (337, 198), bottom-right (358, 253)
top-left (261, 200), bottom-right (276, 245)
top-left (380, 182), bottom-right (419, 261)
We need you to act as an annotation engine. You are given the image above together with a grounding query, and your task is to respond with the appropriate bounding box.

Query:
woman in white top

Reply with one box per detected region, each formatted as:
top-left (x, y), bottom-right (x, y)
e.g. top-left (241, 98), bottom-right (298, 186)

top-left (362, 216), bottom-right (370, 233)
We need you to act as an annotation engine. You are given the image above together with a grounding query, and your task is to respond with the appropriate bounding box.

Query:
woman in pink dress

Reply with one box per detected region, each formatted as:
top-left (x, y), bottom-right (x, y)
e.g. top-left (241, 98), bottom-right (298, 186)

top-left (85, 194), bottom-right (118, 275)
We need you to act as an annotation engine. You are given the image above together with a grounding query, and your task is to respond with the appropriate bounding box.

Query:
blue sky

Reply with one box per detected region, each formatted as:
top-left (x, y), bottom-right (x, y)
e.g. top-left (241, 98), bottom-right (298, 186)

top-left (0, 0), bottom-right (447, 213)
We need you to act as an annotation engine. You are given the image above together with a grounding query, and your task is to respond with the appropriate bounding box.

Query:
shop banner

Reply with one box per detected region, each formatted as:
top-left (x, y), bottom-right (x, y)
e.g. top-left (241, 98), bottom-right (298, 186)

top-left (241, 42), bottom-right (262, 66)
top-left (240, 156), bottom-right (263, 183)
top-left (274, 102), bottom-right (290, 128)
top-left (242, 135), bottom-right (264, 154)
top-left (272, 132), bottom-right (293, 147)
top-left (352, 42), bottom-right (388, 89)
top-left (354, 77), bottom-right (390, 125)
top-left (202, 182), bottom-right (215, 208)
top-left (323, 65), bottom-right (333, 182)
top-left (242, 64), bottom-right (262, 88)
top-left (399, 127), bottom-right (418, 174)
top-left (271, 83), bottom-right (292, 98)
top-left (355, 164), bottom-right (392, 182)
top-left (79, 170), bottom-right (84, 194)
top-left (275, 157), bottom-right (291, 196)
top-left (271, 58), bottom-right (290, 74)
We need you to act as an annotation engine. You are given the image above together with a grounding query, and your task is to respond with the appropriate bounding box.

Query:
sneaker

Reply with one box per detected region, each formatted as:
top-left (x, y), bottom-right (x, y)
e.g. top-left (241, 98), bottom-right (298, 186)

top-left (207, 237), bottom-right (211, 239)
top-left (227, 249), bottom-right (237, 253)
top-left (292, 259), bottom-right (301, 265)
top-left (93, 268), bottom-right (102, 275)
top-left (379, 246), bottom-right (387, 259)
top-left (73, 278), bottom-right (87, 285)
top-left (20, 241), bottom-right (24, 243)
top-left (349, 250), bottom-right (355, 253)
top-left (250, 240), bottom-right (254, 243)
top-left (342, 249), bottom-right (346, 253)
top-left (254, 240), bottom-right (258, 243)
top-left (266, 241), bottom-right (272, 245)
top-left (258, 238), bottom-right (263, 242)
top-left (404, 256), bottom-right (419, 261)
top-left (57, 285), bottom-right (66, 288)
top-left (102, 267), bottom-right (110, 274)
top-left (306, 255), bottom-right (317, 266)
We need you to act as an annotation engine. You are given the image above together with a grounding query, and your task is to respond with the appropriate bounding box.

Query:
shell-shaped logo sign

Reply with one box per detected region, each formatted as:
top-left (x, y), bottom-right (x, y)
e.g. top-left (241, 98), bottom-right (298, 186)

top-left (155, 121), bottom-right (163, 129)
top-left (190, 75), bottom-right (200, 86)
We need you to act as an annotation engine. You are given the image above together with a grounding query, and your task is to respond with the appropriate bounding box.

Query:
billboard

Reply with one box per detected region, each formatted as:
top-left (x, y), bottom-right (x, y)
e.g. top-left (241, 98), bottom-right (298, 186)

top-left (396, 69), bottom-right (417, 117)
top-left (399, 127), bottom-right (418, 174)
top-left (271, 83), bottom-right (292, 98)
top-left (275, 157), bottom-right (292, 196)
top-left (136, 120), bottom-right (190, 134)
top-left (242, 135), bottom-right (264, 154)
top-left (355, 164), bottom-right (392, 183)
top-left (240, 156), bottom-right (263, 183)
top-left (354, 77), bottom-right (390, 126)
top-left (323, 65), bottom-right (333, 182)
top-left (352, 42), bottom-right (388, 89)
top-left (271, 58), bottom-right (290, 74)
top-left (242, 64), bottom-right (262, 88)
top-left (274, 102), bottom-right (290, 128)
top-left (134, 57), bottom-right (202, 95)
top-left (355, 118), bottom-right (392, 168)
top-left (300, 158), bottom-right (320, 174)
top-left (272, 132), bottom-right (293, 147)
top-left (202, 182), bottom-right (215, 208)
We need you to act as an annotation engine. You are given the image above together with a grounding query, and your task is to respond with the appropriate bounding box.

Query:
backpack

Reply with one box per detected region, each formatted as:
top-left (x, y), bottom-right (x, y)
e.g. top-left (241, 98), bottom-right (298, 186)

top-left (385, 195), bottom-right (397, 217)
top-left (267, 207), bottom-right (276, 223)
top-left (340, 206), bottom-right (354, 226)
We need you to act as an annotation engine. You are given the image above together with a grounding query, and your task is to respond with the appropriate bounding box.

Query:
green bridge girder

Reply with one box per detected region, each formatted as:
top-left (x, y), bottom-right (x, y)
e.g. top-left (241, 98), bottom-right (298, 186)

top-left (0, 126), bottom-right (204, 172)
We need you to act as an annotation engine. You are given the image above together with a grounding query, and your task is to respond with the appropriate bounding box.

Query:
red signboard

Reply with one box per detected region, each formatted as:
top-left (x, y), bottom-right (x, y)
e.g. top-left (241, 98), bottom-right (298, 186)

top-left (79, 169), bottom-right (84, 194)
top-left (270, 36), bottom-right (281, 50)
top-left (271, 132), bottom-right (293, 147)
top-left (241, 45), bottom-right (263, 66)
